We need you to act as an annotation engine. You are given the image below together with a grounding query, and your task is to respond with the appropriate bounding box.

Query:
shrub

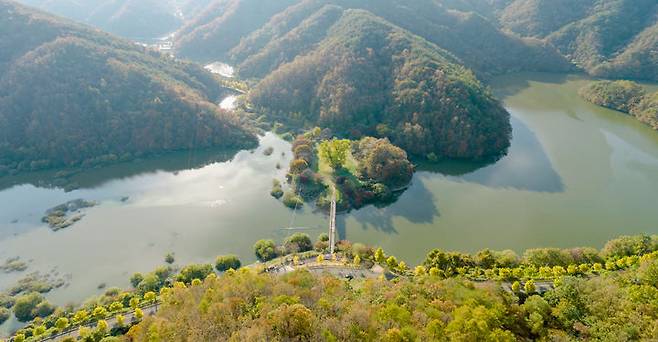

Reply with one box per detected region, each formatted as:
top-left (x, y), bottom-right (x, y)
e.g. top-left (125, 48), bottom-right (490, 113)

top-left (601, 235), bottom-right (658, 259)
top-left (289, 159), bottom-right (309, 174)
top-left (523, 248), bottom-right (574, 267)
top-left (282, 191), bottom-right (304, 209)
top-left (254, 239), bottom-right (278, 262)
top-left (34, 301), bottom-right (55, 318)
top-left (271, 179), bottom-right (284, 199)
top-left (130, 273), bottom-right (144, 288)
top-left (0, 307), bottom-right (9, 324)
top-left (137, 274), bottom-right (162, 294)
top-left (215, 255), bottom-right (242, 272)
top-left (317, 233), bottom-right (329, 242)
top-left (13, 292), bottom-right (47, 322)
top-left (177, 264), bottom-right (213, 283)
top-left (423, 250), bottom-right (473, 271)
top-left (284, 233), bottom-right (313, 254)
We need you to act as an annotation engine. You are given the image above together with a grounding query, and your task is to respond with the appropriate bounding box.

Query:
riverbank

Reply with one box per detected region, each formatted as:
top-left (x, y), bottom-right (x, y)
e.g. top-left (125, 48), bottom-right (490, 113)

top-left (1, 73), bottom-right (658, 315)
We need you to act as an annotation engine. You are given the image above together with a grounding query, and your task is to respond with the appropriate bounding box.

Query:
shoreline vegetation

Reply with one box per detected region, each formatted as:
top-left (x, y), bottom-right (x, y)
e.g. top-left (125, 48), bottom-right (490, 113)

top-left (5, 233), bottom-right (658, 341)
top-left (41, 199), bottom-right (97, 231)
top-left (580, 80), bottom-right (658, 130)
top-left (272, 128), bottom-right (414, 211)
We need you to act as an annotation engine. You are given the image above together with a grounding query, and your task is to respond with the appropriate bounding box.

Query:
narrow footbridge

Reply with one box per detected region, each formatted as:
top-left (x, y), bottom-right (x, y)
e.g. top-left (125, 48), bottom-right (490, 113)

top-left (328, 186), bottom-right (337, 254)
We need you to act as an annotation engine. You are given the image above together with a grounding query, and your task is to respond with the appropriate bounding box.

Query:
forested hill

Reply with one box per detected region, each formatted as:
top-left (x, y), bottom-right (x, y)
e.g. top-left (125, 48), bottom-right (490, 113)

top-left (498, 0), bottom-right (658, 81)
top-left (13, 0), bottom-right (213, 39)
top-left (0, 0), bottom-right (257, 175)
top-left (250, 10), bottom-right (512, 160)
top-left (173, 0), bottom-right (572, 77)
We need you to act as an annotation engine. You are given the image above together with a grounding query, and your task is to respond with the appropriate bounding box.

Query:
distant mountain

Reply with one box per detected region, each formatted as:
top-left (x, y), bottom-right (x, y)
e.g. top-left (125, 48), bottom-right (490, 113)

top-left (0, 0), bottom-right (256, 175)
top-left (174, 0), bottom-right (300, 61)
top-left (13, 0), bottom-right (211, 39)
top-left (173, 0), bottom-right (572, 77)
top-left (249, 10), bottom-right (512, 160)
top-left (499, 0), bottom-right (658, 81)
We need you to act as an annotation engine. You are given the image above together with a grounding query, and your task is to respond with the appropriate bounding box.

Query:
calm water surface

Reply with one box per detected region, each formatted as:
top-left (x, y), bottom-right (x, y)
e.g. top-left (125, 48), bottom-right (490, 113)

top-left (1, 73), bottom-right (658, 321)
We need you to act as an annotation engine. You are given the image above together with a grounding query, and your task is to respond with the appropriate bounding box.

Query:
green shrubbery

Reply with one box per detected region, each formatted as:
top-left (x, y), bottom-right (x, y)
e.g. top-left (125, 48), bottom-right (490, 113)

top-left (128, 252), bottom-right (658, 341)
top-left (283, 233), bottom-right (313, 254)
top-left (418, 235), bottom-right (658, 282)
top-left (270, 179), bottom-right (284, 199)
top-left (215, 255), bottom-right (242, 272)
top-left (12, 293), bottom-right (53, 322)
top-left (177, 264), bottom-right (213, 283)
top-left (11, 234), bottom-right (658, 342)
top-left (254, 239), bottom-right (278, 262)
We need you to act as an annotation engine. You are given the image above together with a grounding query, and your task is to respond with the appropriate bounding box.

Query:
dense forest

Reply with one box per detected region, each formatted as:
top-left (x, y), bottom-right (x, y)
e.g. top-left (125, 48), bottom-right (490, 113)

top-left (172, 0), bottom-right (658, 82)
top-left (249, 10), bottom-right (511, 160)
top-left (10, 234), bottom-right (657, 341)
top-left (0, 1), bottom-right (257, 175)
top-left (15, 0), bottom-right (658, 81)
top-left (126, 260), bottom-right (658, 341)
top-left (174, 0), bottom-right (572, 77)
top-left (580, 80), bottom-right (658, 130)
top-left (498, 0), bottom-right (658, 81)
top-left (13, 0), bottom-right (212, 39)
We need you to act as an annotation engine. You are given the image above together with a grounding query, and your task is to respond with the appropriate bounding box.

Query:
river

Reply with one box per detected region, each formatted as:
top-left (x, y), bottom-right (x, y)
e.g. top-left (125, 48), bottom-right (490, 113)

top-left (0, 73), bottom-right (657, 329)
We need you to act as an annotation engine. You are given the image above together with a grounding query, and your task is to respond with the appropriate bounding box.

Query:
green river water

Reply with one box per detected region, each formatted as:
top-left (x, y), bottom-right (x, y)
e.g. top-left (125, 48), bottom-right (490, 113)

top-left (0, 73), bottom-right (657, 333)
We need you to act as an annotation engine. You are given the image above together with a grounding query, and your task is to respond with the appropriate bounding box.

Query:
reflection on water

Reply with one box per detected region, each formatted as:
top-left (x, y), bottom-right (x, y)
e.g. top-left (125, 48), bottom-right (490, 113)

top-left (1, 73), bottom-right (658, 323)
top-left (0, 148), bottom-right (240, 192)
top-left (336, 177), bottom-right (440, 239)
top-left (421, 116), bottom-right (563, 192)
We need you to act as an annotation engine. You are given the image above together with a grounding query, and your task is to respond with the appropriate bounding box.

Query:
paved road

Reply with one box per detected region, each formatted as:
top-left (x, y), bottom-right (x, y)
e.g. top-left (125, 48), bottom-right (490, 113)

top-left (264, 254), bottom-right (387, 280)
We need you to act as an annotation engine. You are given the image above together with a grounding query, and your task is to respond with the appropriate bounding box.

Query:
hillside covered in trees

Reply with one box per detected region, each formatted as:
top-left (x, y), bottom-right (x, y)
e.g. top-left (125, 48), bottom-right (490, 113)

top-left (0, 0), bottom-right (257, 175)
top-left (580, 80), bottom-right (658, 130)
top-left (498, 0), bottom-right (658, 81)
top-left (6, 234), bottom-right (658, 341)
top-left (126, 262), bottom-right (658, 341)
top-left (249, 10), bottom-right (512, 160)
top-left (175, 0), bottom-right (657, 82)
top-left (173, 0), bottom-right (572, 77)
top-left (13, 0), bottom-right (212, 39)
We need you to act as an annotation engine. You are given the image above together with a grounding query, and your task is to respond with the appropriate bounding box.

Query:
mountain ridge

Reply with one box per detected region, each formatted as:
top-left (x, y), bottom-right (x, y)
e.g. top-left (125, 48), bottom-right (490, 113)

top-left (0, 0), bottom-right (256, 174)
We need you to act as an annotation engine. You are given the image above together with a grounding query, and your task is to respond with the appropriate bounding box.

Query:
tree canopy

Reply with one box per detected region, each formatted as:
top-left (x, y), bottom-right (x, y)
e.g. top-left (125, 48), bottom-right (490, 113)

top-left (580, 80), bottom-right (658, 131)
top-left (250, 10), bottom-right (512, 160)
top-left (0, 0), bottom-right (257, 175)
top-left (318, 139), bottom-right (351, 170)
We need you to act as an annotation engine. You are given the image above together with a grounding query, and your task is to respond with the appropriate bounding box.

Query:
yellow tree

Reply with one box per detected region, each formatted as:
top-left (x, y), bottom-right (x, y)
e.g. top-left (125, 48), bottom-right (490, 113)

top-left (319, 139), bottom-right (351, 170)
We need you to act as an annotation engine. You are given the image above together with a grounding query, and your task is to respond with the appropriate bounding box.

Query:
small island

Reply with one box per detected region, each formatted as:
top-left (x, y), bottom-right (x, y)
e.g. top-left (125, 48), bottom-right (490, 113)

top-left (42, 199), bottom-right (97, 231)
top-left (273, 128), bottom-right (414, 211)
top-left (580, 80), bottom-right (658, 130)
